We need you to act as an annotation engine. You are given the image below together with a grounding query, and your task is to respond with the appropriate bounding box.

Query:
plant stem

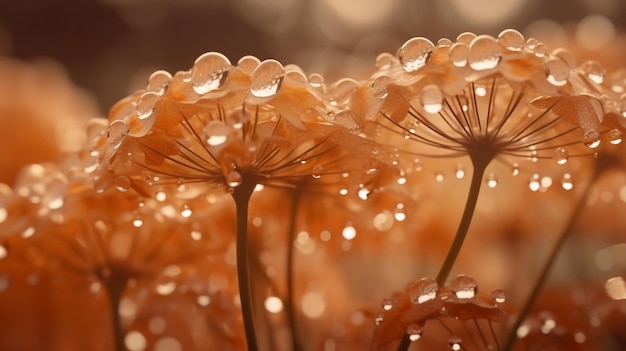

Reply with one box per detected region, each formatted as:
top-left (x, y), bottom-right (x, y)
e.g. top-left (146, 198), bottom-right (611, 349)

top-left (435, 157), bottom-right (489, 286)
top-left (104, 273), bottom-right (128, 351)
top-left (232, 182), bottom-right (259, 351)
top-left (501, 171), bottom-right (598, 351)
top-left (286, 189), bottom-right (304, 351)
top-left (397, 157), bottom-right (489, 351)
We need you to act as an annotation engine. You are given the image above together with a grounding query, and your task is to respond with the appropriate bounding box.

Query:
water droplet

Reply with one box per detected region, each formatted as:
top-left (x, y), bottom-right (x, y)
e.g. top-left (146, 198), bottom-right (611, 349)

top-left (582, 61), bottom-right (605, 84)
top-left (553, 147), bottom-right (569, 164)
top-left (545, 58), bottom-right (570, 87)
top-left (539, 311), bottom-right (557, 334)
top-left (398, 37), bottom-right (435, 72)
top-left (435, 173), bottom-right (444, 182)
top-left (455, 165), bottom-right (465, 179)
top-left (468, 35), bottom-right (502, 71)
top-left (421, 85), bottom-right (443, 113)
top-left (237, 55), bottom-right (261, 74)
top-left (511, 164), bottom-right (520, 176)
top-left (406, 323), bottom-right (423, 341)
top-left (438, 38), bottom-right (452, 47)
top-left (312, 165), bottom-right (324, 179)
top-left (450, 274), bottom-right (477, 299)
top-left (381, 298), bottom-right (394, 311)
top-left (136, 92), bottom-right (159, 120)
top-left (456, 32), bottom-right (476, 44)
top-left (583, 130), bottom-right (601, 149)
top-left (358, 187), bottom-right (370, 200)
top-left (497, 29), bottom-right (525, 51)
top-left (180, 205), bottom-right (192, 218)
top-left (115, 176), bottom-right (131, 192)
top-left (329, 78), bottom-right (358, 106)
top-left (190, 52), bottom-right (231, 94)
top-left (308, 73), bottom-right (325, 89)
top-left (250, 59), bottom-right (285, 98)
top-left (373, 210), bottom-right (394, 232)
top-left (226, 171), bottom-right (242, 188)
top-left (448, 336), bottom-right (462, 350)
top-left (448, 43), bottom-right (469, 67)
top-left (529, 173), bottom-right (541, 191)
top-left (492, 288), bottom-right (506, 303)
top-left (371, 75), bottom-right (392, 99)
top-left (561, 173), bottom-right (574, 190)
top-left (132, 215), bottom-right (143, 228)
top-left (204, 120), bottom-right (230, 147)
top-left (107, 120), bottom-right (129, 149)
top-left (146, 70), bottom-right (172, 94)
top-left (375, 52), bottom-right (395, 70)
top-left (486, 173), bottom-right (497, 188)
top-left (375, 314), bottom-right (384, 325)
top-left (408, 277), bottom-right (439, 304)
top-left (608, 128), bottom-right (623, 145)
top-left (342, 225), bottom-right (356, 240)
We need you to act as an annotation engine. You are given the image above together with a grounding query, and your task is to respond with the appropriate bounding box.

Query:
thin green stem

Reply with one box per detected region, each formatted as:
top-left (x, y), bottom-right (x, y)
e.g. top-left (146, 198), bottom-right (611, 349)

top-left (436, 156), bottom-right (490, 286)
top-left (232, 182), bottom-right (259, 351)
top-left (501, 170), bottom-right (599, 351)
top-left (286, 189), bottom-right (304, 351)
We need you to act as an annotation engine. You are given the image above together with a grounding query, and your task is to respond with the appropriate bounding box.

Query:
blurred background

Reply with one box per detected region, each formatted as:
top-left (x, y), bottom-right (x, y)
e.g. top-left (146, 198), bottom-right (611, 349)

top-left (1, 0), bottom-right (625, 113)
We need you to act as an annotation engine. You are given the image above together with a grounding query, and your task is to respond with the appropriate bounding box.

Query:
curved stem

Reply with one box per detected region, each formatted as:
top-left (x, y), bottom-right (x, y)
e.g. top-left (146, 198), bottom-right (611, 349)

top-left (232, 182), bottom-right (259, 351)
top-left (501, 170), bottom-right (599, 351)
top-left (436, 157), bottom-right (489, 286)
top-left (398, 156), bottom-right (490, 351)
top-left (286, 189), bottom-right (304, 351)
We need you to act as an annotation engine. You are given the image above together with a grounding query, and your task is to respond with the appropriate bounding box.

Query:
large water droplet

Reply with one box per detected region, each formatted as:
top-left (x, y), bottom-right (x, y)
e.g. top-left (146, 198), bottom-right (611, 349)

top-left (582, 61), bottom-right (605, 84)
top-left (371, 75), bottom-right (392, 99)
top-left (115, 176), bottom-right (131, 192)
top-left (553, 147), bottom-right (569, 164)
top-left (226, 171), bottom-right (242, 188)
top-left (608, 128), bottom-right (623, 145)
top-left (329, 79), bottom-right (358, 106)
top-left (375, 52), bottom-right (395, 71)
top-left (545, 58), bottom-right (570, 87)
top-left (456, 32), bottom-right (477, 44)
top-left (408, 277), bottom-right (439, 304)
top-left (450, 274), bottom-right (477, 299)
top-left (583, 129), bottom-right (601, 149)
top-left (237, 55), bottom-right (261, 75)
top-left (398, 37), bottom-right (435, 73)
top-left (146, 70), bottom-right (172, 94)
top-left (406, 323), bottom-right (423, 341)
top-left (136, 91), bottom-right (160, 120)
top-left (107, 120), bottom-right (129, 149)
top-left (448, 43), bottom-right (469, 67)
top-left (421, 85), bottom-right (443, 113)
top-left (250, 59), bottom-right (285, 98)
top-left (497, 29), bottom-right (525, 51)
top-left (381, 298), bottom-right (394, 311)
top-left (561, 173), bottom-right (574, 190)
top-left (468, 35), bottom-right (502, 71)
top-left (204, 120), bottom-right (230, 147)
top-left (190, 52), bottom-right (231, 94)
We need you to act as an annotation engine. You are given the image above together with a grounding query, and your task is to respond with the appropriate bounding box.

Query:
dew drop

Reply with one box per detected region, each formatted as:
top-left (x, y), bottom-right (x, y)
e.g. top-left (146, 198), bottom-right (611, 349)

top-left (448, 336), bottom-right (462, 350)
top-left (408, 277), bottom-right (439, 304)
top-left (450, 274), bottom-right (477, 299)
top-left (190, 52), bottom-right (231, 94)
top-left (357, 187), bottom-right (370, 200)
top-left (553, 147), bottom-right (569, 165)
top-left (582, 61), bottom-right (605, 84)
top-left (132, 215), bottom-right (143, 228)
top-left (398, 37), bottom-right (435, 73)
top-left (420, 85), bottom-right (443, 113)
top-left (529, 173), bottom-right (541, 192)
top-left (180, 205), bottom-right (192, 218)
top-left (312, 165), bottom-right (324, 179)
top-left (497, 29), bottom-right (525, 51)
top-left (115, 176), bottom-right (131, 192)
top-left (539, 311), bottom-right (557, 334)
top-left (226, 171), bottom-right (242, 188)
top-left (237, 55), bottom-right (261, 74)
top-left (342, 224), bottom-right (356, 240)
top-left (308, 73), bottom-right (325, 89)
top-left (608, 128), bottom-right (623, 145)
top-left (468, 35), bottom-right (502, 71)
top-left (107, 120), bottom-right (129, 149)
top-left (250, 59), bottom-right (285, 98)
top-left (455, 165), bottom-right (465, 179)
top-left (375, 52), bottom-right (395, 71)
top-left (545, 58), bottom-right (570, 87)
top-left (492, 288), bottom-right (506, 303)
top-left (329, 78), bottom-right (358, 106)
top-left (381, 298), bottom-right (394, 311)
top-left (371, 75), bottom-right (392, 99)
top-left (456, 32), bottom-right (476, 44)
top-left (136, 91), bottom-right (159, 120)
top-left (448, 43), bottom-right (469, 67)
top-left (583, 129), bottom-right (601, 149)
top-left (375, 314), bottom-right (384, 325)
top-left (204, 120), bottom-right (229, 147)
top-left (373, 210), bottom-right (394, 232)
top-left (561, 173), bottom-right (574, 190)
top-left (486, 173), bottom-right (498, 188)
top-left (146, 70), bottom-right (172, 94)
top-left (511, 163), bottom-right (520, 176)
top-left (406, 323), bottom-right (423, 342)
